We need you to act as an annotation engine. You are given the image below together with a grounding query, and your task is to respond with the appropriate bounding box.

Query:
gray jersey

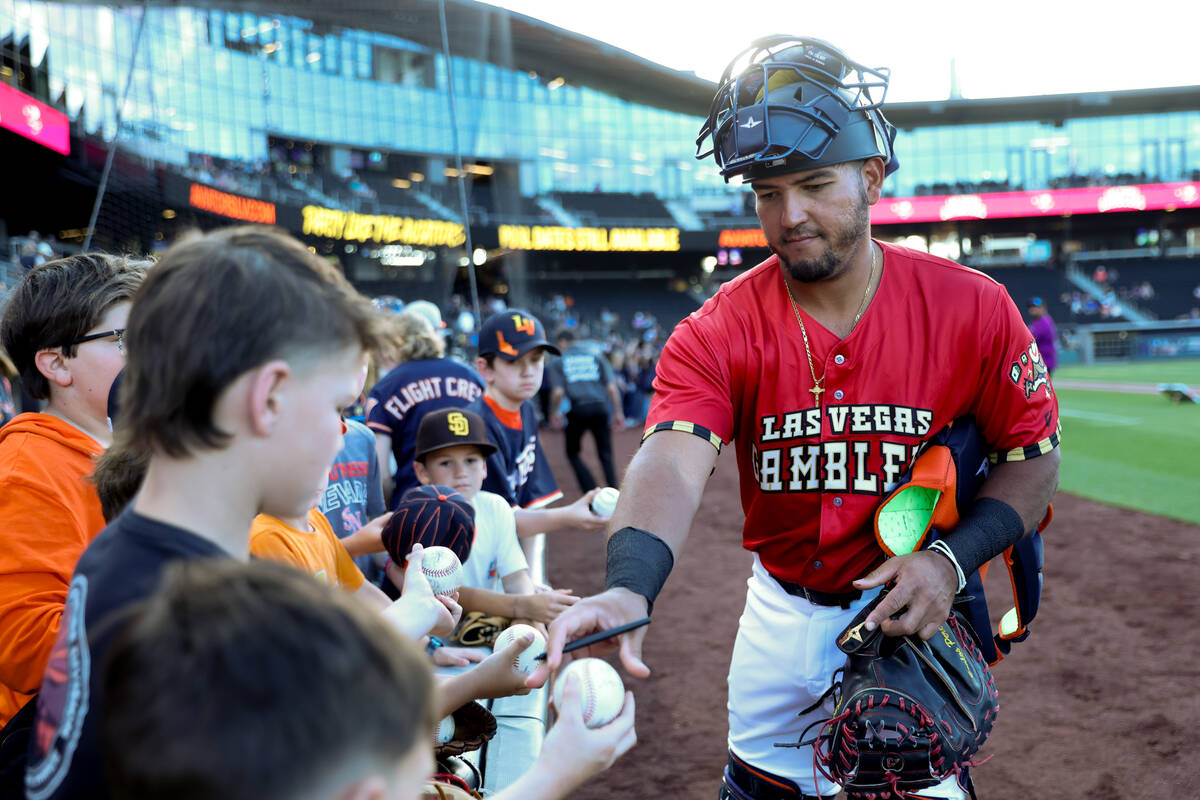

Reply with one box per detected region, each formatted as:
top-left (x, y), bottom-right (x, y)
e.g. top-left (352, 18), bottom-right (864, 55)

top-left (320, 419), bottom-right (385, 578)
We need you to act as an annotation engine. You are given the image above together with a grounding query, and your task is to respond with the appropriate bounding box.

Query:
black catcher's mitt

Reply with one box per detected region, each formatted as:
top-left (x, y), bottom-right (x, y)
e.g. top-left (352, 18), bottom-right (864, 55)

top-left (435, 701), bottom-right (498, 759)
top-left (797, 589), bottom-right (998, 799)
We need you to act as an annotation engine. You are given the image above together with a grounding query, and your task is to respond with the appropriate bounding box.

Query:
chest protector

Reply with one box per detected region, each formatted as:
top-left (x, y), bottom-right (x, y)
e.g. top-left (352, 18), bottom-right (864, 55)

top-left (873, 417), bottom-right (1051, 665)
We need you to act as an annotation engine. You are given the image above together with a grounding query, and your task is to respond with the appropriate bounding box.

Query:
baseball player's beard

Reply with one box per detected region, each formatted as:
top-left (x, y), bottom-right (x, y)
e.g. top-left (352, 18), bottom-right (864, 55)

top-left (771, 188), bottom-right (871, 284)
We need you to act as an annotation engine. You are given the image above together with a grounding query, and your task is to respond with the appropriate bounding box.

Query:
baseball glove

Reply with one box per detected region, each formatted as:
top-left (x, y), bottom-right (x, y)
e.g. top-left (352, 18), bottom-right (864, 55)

top-left (798, 589), bottom-right (998, 799)
top-left (435, 700), bottom-right (498, 759)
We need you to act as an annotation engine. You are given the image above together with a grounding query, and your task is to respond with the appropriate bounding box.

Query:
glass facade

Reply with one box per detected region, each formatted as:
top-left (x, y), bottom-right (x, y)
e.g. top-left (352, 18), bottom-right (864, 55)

top-left (889, 113), bottom-right (1200, 198)
top-left (1, 0), bottom-right (1197, 213)
top-left (0, 2), bottom-right (710, 201)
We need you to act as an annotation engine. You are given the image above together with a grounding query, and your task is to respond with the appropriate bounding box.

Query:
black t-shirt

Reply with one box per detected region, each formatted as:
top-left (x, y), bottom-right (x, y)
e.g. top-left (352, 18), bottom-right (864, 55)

top-left (548, 344), bottom-right (615, 415)
top-left (25, 511), bottom-right (229, 800)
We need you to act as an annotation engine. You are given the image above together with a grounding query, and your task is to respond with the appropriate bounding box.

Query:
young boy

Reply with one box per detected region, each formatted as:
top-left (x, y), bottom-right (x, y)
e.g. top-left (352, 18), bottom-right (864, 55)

top-left (411, 407), bottom-right (577, 635)
top-left (0, 254), bottom-right (147, 730)
top-left (320, 416), bottom-right (392, 583)
top-left (98, 558), bottom-right (636, 800)
top-left (464, 310), bottom-right (606, 539)
top-left (23, 226), bottom-right (389, 800)
top-left (250, 484), bottom-right (456, 641)
top-left (251, 479), bottom-right (540, 715)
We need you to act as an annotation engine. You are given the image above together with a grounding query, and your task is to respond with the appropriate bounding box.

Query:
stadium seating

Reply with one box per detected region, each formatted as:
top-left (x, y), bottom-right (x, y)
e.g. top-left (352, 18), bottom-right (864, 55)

top-left (553, 192), bottom-right (675, 226)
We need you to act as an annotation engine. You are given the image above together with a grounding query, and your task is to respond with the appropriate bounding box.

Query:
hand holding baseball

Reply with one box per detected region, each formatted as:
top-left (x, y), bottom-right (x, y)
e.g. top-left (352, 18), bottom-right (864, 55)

top-left (380, 544), bottom-right (457, 640)
top-left (532, 671), bottom-right (636, 795)
top-left (566, 490), bottom-right (608, 532)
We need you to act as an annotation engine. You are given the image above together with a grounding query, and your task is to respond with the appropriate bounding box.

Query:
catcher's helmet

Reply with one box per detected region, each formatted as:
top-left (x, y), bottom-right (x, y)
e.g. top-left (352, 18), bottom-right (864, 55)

top-left (696, 36), bottom-right (898, 183)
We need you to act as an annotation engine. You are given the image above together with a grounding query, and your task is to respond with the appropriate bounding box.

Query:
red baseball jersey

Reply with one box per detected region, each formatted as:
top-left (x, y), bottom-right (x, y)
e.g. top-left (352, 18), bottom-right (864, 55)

top-left (645, 241), bottom-right (1059, 593)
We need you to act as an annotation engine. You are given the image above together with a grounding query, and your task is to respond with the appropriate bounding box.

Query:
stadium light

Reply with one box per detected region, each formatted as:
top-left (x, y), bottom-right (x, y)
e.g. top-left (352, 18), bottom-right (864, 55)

top-left (409, 172), bottom-right (425, 182)
top-left (473, 248), bottom-right (487, 266)
top-left (701, 256), bottom-right (717, 273)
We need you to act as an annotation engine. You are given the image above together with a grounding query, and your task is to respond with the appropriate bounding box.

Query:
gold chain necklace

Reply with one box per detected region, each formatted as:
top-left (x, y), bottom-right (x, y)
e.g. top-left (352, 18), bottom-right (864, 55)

top-left (784, 242), bottom-right (878, 408)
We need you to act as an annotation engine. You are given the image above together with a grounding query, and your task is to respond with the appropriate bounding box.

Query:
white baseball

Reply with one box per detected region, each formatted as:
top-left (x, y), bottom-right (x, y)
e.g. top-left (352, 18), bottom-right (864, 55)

top-left (491, 623), bottom-right (546, 675)
top-left (552, 658), bottom-right (625, 729)
top-left (590, 486), bottom-right (620, 517)
top-left (435, 715), bottom-right (456, 745)
top-left (420, 546), bottom-right (463, 596)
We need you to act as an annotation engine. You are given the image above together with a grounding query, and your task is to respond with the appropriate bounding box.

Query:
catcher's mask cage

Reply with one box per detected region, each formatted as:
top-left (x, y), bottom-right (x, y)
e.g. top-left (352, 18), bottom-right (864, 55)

top-left (696, 36), bottom-right (899, 183)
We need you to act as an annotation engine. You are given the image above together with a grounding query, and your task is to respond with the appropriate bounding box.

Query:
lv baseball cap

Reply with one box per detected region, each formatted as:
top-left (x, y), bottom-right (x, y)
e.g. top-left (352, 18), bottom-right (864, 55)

top-left (476, 309), bottom-right (560, 361)
top-left (414, 407), bottom-right (498, 462)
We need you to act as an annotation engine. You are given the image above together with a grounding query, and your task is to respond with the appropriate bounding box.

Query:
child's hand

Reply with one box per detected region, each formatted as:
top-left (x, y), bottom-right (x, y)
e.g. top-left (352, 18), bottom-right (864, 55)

top-left (434, 592), bottom-right (463, 638)
top-left (519, 589), bottom-right (579, 624)
top-left (343, 511), bottom-right (392, 557)
top-left (511, 617), bottom-right (549, 640)
top-left (432, 645), bottom-right (487, 668)
top-left (539, 674), bottom-right (636, 791)
top-left (567, 490), bottom-right (608, 531)
top-left (470, 631), bottom-right (546, 698)
top-left (380, 544), bottom-right (456, 640)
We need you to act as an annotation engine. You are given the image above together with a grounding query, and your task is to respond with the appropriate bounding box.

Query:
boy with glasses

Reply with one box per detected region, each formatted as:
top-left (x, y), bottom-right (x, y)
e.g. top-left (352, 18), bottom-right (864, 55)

top-left (0, 254), bottom-right (147, 732)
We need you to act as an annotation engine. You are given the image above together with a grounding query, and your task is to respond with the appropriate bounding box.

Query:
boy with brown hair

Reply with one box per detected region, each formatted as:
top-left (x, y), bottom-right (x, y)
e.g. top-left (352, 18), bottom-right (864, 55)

top-left (409, 407), bottom-right (577, 640)
top-left (99, 558), bottom-right (636, 800)
top-left (464, 310), bottom-right (607, 539)
top-left (23, 226), bottom-right (390, 800)
top-left (0, 253), bottom-right (147, 730)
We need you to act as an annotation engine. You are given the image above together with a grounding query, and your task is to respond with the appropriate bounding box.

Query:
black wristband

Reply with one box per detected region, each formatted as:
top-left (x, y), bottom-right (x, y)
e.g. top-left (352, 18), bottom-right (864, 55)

top-left (940, 497), bottom-right (1026, 576)
top-left (605, 526), bottom-right (674, 616)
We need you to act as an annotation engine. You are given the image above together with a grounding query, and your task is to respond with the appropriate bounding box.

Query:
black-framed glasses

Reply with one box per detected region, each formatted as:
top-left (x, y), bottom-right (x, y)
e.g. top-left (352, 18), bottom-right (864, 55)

top-left (68, 328), bottom-right (125, 356)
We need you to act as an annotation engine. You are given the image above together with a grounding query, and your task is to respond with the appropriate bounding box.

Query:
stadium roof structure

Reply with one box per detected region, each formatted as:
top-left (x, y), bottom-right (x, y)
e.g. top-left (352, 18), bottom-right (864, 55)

top-left (885, 84), bottom-right (1200, 129)
top-left (72, 0), bottom-right (716, 116)
top-left (48, 1), bottom-right (1200, 122)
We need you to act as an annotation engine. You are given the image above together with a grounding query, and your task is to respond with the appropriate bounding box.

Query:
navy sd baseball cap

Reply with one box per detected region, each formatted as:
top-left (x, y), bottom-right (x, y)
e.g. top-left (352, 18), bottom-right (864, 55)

top-left (414, 407), bottom-right (498, 462)
top-left (476, 309), bottom-right (560, 361)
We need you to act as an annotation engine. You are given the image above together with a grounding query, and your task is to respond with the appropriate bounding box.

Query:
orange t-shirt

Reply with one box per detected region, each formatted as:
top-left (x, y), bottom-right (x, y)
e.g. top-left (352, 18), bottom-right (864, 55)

top-left (249, 509), bottom-right (365, 592)
top-left (0, 413), bottom-right (106, 727)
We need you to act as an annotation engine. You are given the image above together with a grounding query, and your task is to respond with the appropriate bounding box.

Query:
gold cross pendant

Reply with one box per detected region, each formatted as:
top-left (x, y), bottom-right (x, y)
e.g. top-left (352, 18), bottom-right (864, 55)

top-left (809, 383), bottom-right (825, 407)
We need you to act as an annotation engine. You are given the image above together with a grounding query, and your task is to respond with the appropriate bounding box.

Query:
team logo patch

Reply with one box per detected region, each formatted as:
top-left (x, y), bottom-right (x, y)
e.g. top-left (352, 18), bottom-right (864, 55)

top-left (511, 314), bottom-right (536, 336)
top-left (1007, 341), bottom-right (1051, 400)
top-left (495, 331), bottom-right (519, 357)
top-left (447, 411), bottom-right (470, 437)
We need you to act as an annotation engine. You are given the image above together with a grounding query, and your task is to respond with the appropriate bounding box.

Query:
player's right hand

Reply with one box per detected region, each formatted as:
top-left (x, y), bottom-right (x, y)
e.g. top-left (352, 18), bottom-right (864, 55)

top-left (529, 588), bottom-right (650, 688)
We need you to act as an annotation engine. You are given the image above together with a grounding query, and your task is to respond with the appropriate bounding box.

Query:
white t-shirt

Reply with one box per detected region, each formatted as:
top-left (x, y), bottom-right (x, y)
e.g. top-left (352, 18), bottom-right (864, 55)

top-left (461, 491), bottom-right (528, 592)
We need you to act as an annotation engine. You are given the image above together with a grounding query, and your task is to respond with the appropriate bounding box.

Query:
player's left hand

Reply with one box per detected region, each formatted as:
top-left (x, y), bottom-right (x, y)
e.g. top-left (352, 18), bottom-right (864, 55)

top-left (853, 551), bottom-right (958, 640)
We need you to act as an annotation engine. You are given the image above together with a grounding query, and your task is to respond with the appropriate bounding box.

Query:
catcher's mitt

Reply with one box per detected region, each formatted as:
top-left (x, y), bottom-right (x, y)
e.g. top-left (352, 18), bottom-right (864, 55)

top-left (435, 701), bottom-right (498, 759)
top-left (798, 589), bottom-right (998, 799)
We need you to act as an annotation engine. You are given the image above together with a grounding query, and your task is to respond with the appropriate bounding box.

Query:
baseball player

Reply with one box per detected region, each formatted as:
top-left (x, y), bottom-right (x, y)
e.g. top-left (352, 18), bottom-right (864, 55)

top-left (537, 37), bottom-right (1060, 800)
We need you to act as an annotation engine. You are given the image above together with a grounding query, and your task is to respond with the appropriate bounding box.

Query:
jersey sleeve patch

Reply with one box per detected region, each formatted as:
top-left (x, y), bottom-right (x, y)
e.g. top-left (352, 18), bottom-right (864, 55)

top-left (641, 420), bottom-right (724, 454)
top-left (989, 423), bottom-right (1061, 464)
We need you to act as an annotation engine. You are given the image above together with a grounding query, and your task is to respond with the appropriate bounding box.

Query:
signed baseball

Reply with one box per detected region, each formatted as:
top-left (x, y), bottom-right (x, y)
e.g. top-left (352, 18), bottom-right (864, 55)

top-left (420, 545), bottom-right (463, 596)
top-left (590, 486), bottom-right (620, 517)
top-left (492, 623), bottom-right (546, 675)
top-left (435, 715), bottom-right (456, 745)
top-left (552, 658), bottom-right (625, 729)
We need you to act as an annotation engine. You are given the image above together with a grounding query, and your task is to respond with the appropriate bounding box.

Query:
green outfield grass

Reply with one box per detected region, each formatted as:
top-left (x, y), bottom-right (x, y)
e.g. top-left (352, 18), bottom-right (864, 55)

top-left (1052, 358), bottom-right (1200, 525)
top-left (1054, 358), bottom-right (1200, 385)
